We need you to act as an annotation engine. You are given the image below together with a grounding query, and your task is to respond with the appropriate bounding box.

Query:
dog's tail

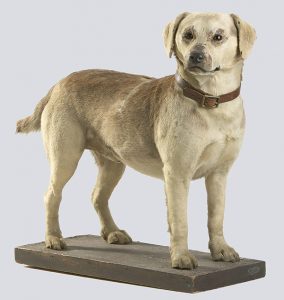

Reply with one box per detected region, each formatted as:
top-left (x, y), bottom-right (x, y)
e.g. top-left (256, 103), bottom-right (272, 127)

top-left (16, 87), bottom-right (54, 134)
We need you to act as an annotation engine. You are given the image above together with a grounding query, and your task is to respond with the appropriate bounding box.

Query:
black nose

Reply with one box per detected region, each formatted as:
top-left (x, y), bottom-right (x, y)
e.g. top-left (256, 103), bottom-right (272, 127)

top-left (189, 51), bottom-right (205, 64)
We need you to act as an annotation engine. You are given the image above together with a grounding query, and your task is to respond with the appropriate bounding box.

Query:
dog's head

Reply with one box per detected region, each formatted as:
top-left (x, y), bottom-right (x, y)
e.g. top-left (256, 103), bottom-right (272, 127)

top-left (163, 12), bottom-right (256, 75)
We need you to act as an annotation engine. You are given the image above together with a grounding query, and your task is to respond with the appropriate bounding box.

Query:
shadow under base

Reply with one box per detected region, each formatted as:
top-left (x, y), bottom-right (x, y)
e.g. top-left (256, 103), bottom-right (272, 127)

top-left (15, 235), bottom-right (265, 293)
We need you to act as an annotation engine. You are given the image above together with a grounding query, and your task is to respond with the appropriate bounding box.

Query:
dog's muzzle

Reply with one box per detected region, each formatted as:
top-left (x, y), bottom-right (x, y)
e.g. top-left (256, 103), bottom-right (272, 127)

top-left (189, 51), bottom-right (205, 65)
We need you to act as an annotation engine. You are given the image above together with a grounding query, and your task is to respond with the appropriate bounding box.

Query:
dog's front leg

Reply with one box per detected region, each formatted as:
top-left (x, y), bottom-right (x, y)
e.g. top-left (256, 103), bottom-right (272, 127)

top-left (163, 165), bottom-right (198, 269)
top-left (205, 170), bottom-right (240, 262)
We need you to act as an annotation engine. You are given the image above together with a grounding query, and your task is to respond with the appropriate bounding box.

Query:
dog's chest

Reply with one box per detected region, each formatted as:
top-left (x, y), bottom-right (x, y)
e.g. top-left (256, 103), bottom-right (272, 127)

top-left (192, 106), bottom-right (245, 179)
top-left (193, 133), bottom-right (242, 179)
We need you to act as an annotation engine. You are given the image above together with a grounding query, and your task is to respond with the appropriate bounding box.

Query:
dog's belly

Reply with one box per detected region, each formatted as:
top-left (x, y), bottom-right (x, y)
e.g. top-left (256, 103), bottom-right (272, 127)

top-left (122, 157), bottom-right (164, 179)
top-left (113, 142), bottom-right (164, 179)
top-left (120, 137), bottom-right (241, 181)
top-left (86, 129), bottom-right (164, 179)
top-left (88, 132), bottom-right (242, 181)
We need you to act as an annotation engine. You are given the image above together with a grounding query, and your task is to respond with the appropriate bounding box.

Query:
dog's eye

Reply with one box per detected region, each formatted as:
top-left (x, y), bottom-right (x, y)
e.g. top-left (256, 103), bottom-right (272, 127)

top-left (213, 34), bottom-right (223, 41)
top-left (183, 31), bottom-right (194, 40)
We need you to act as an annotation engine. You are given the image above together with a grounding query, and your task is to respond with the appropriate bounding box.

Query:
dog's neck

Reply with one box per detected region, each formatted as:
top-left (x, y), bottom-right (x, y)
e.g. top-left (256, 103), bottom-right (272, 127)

top-left (176, 61), bottom-right (243, 96)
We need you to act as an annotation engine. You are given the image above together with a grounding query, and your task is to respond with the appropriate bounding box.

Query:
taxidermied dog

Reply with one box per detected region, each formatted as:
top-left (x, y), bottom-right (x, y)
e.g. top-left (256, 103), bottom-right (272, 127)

top-left (16, 12), bottom-right (256, 269)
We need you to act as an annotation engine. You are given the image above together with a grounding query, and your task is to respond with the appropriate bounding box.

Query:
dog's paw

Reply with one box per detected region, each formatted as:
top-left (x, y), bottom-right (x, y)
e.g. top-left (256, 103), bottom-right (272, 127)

top-left (171, 251), bottom-right (198, 270)
top-left (45, 235), bottom-right (66, 250)
top-left (209, 240), bottom-right (240, 262)
top-left (103, 229), bottom-right (132, 245)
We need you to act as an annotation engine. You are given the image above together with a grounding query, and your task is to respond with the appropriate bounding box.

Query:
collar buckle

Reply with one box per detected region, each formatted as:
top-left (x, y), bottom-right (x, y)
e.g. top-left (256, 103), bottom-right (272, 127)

top-left (201, 95), bottom-right (220, 109)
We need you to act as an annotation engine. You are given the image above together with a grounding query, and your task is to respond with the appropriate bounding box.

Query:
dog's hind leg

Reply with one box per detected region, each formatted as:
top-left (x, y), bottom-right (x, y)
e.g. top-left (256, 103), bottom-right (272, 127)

top-left (91, 152), bottom-right (132, 244)
top-left (42, 110), bottom-right (85, 250)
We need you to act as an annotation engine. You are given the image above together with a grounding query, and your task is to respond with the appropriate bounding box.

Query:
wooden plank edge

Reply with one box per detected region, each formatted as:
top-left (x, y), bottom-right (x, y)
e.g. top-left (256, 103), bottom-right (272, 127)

top-left (15, 247), bottom-right (194, 293)
top-left (193, 260), bottom-right (266, 292)
top-left (15, 245), bottom-right (266, 293)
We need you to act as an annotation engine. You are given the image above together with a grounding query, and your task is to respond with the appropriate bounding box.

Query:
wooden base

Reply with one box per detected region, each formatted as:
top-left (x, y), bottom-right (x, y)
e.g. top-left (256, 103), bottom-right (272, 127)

top-left (15, 235), bottom-right (265, 293)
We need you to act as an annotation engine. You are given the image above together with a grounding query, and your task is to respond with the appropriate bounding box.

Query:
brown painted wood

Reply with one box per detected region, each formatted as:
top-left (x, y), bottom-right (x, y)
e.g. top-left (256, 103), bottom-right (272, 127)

top-left (15, 235), bottom-right (265, 293)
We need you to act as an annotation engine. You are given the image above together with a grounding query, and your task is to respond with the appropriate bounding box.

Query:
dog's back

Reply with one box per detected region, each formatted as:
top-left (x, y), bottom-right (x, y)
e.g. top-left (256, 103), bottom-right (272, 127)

top-left (16, 70), bottom-right (176, 177)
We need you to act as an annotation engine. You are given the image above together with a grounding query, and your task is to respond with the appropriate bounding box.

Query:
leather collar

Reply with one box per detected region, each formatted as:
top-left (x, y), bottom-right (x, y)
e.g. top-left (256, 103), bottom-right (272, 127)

top-left (175, 73), bottom-right (241, 109)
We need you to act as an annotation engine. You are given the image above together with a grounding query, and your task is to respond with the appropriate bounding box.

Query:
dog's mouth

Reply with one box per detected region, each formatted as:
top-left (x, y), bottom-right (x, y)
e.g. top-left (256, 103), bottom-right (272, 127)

top-left (188, 66), bottom-right (221, 74)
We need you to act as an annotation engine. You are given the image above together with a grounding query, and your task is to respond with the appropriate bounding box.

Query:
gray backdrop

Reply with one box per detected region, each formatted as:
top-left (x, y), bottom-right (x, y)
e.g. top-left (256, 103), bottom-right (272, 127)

top-left (1, 0), bottom-right (283, 298)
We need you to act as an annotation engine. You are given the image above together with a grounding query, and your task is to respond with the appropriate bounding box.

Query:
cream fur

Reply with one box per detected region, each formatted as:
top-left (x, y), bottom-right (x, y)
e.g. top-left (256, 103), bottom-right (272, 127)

top-left (17, 12), bottom-right (255, 269)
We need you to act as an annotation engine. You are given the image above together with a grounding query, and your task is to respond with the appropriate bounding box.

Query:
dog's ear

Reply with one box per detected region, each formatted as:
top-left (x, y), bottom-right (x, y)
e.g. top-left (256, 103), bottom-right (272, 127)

top-left (163, 12), bottom-right (189, 58)
top-left (231, 14), bottom-right (256, 59)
